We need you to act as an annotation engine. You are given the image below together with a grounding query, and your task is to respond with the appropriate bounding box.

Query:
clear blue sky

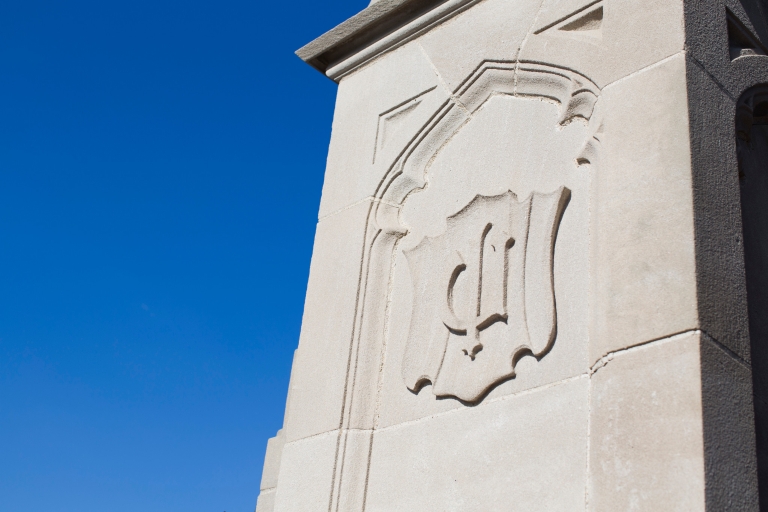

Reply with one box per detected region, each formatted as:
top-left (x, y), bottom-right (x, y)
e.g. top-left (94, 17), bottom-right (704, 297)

top-left (0, 1), bottom-right (364, 510)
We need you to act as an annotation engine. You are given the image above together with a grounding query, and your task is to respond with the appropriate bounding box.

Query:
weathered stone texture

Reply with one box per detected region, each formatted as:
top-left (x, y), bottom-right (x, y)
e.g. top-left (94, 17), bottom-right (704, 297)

top-left (255, 0), bottom-right (768, 510)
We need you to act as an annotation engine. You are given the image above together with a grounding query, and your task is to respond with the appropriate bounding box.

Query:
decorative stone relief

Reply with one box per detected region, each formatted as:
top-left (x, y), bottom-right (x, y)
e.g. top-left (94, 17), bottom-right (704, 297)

top-left (373, 86), bottom-right (437, 164)
top-left (403, 188), bottom-right (570, 402)
top-left (327, 60), bottom-right (601, 511)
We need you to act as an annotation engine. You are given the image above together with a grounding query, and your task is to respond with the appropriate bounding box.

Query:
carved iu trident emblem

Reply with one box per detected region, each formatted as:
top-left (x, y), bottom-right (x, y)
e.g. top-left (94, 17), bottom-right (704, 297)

top-left (402, 187), bottom-right (570, 403)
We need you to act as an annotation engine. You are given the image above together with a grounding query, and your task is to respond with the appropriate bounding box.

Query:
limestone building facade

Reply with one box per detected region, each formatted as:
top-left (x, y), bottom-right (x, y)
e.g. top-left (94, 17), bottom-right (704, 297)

top-left (256, 0), bottom-right (768, 510)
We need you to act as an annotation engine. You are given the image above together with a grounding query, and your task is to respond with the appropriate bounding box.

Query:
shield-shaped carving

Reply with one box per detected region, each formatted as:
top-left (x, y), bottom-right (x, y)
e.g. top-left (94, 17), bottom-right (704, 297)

top-left (402, 187), bottom-right (570, 402)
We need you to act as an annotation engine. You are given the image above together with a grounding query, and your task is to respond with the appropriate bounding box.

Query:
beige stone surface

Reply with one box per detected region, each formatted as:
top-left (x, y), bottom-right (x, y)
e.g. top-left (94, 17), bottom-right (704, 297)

top-left (254, 490), bottom-right (275, 512)
top-left (590, 53), bottom-right (698, 364)
top-left (377, 93), bottom-right (592, 427)
top-left (260, 0), bottom-right (768, 509)
top-left (258, 429), bottom-right (285, 492)
top-left (520, 0), bottom-right (685, 89)
top-left (318, 42), bottom-right (448, 219)
top-left (402, 187), bottom-right (569, 402)
top-left (282, 200), bottom-right (372, 443)
top-left (366, 376), bottom-right (589, 511)
top-left (417, 0), bottom-right (542, 92)
top-left (272, 430), bottom-right (339, 512)
top-left (588, 332), bottom-right (706, 511)
top-left (329, 429), bottom-right (374, 512)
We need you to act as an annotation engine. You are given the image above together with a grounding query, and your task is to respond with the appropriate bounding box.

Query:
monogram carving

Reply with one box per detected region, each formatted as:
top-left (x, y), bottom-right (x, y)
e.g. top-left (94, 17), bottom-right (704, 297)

top-left (403, 187), bottom-right (570, 402)
top-left (328, 60), bottom-right (599, 510)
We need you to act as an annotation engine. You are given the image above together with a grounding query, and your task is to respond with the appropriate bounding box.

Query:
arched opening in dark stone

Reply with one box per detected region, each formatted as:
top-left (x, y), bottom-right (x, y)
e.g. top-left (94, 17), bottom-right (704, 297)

top-left (737, 85), bottom-right (768, 509)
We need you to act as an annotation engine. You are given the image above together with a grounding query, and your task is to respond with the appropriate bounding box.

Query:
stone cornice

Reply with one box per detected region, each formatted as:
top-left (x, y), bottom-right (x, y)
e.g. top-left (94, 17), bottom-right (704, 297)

top-left (296, 0), bottom-right (479, 82)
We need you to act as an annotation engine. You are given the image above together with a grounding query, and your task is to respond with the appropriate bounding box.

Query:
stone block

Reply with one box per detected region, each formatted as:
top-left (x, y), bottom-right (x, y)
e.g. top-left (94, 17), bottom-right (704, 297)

top-left (255, 490), bottom-right (275, 512)
top-left (417, 0), bottom-right (542, 92)
top-left (282, 200), bottom-right (372, 443)
top-left (365, 376), bottom-right (589, 511)
top-left (318, 41), bottom-right (448, 218)
top-left (272, 430), bottom-right (339, 512)
top-left (686, 55), bottom-right (750, 361)
top-left (259, 429), bottom-right (285, 492)
top-left (589, 330), bottom-right (759, 510)
top-left (588, 332), bottom-right (707, 511)
top-left (328, 429), bottom-right (374, 512)
top-left (590, 53), bottom-right (698, 364)
top-left (700, 333), bottom-right (758, 509)
top-left (520, 0), bottom-right (685, 89)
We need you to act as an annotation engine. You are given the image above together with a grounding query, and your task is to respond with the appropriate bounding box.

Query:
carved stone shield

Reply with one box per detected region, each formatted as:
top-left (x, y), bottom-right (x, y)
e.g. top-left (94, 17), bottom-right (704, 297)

top-left (402, 187), bottom-right (570, 402)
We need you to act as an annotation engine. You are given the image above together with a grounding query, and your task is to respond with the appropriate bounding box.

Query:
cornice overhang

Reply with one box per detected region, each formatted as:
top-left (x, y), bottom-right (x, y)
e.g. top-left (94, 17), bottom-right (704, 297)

top-left (296, 0), bottom-right (479, 82)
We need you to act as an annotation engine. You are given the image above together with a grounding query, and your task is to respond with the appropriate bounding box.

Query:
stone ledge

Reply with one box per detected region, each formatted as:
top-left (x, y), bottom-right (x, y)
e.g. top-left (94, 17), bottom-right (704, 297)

top-left (296, 0), bottom-right (456, 78)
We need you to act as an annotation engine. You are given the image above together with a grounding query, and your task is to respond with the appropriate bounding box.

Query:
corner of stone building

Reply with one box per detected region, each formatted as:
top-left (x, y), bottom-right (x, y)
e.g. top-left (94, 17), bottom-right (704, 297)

top-left (254, 429), bottom-right (286, 512)
top-left (257, 0), bottom-right (768, 510)
top-left (683, 0), bottom-right (768, 508)
top-left (700, 332), bottom-right (759, 510)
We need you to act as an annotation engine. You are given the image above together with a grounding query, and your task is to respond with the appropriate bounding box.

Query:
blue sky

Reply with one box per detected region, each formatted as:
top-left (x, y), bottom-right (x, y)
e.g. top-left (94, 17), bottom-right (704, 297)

top-left (0, 1), bottom-right (364, 510)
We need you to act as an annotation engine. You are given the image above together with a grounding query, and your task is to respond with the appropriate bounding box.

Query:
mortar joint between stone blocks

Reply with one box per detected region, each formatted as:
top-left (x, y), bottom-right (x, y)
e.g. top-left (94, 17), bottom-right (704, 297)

top-left (589, 329), bottom-right (703, 376)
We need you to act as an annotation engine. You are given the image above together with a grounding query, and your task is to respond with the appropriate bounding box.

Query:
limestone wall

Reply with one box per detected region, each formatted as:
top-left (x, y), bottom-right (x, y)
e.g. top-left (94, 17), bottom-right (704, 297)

top-left (256, 1), bottom-right (768, 510)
